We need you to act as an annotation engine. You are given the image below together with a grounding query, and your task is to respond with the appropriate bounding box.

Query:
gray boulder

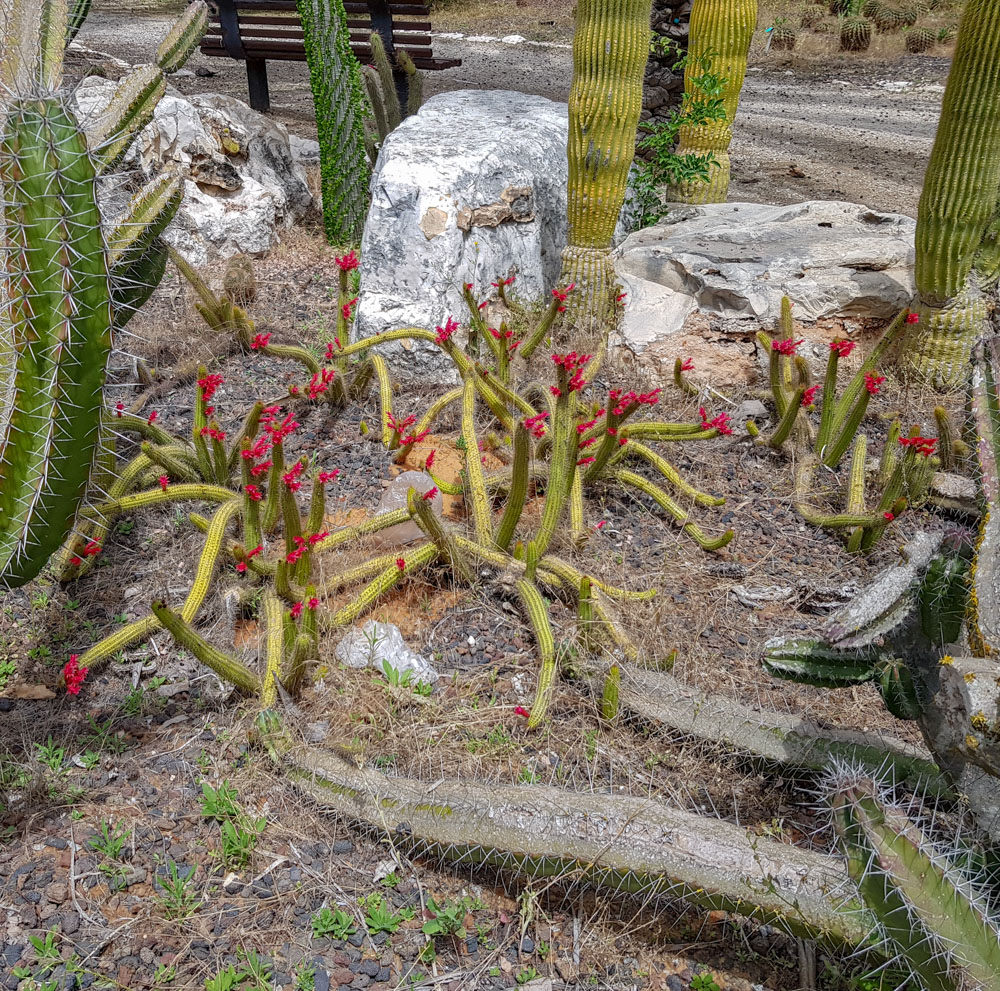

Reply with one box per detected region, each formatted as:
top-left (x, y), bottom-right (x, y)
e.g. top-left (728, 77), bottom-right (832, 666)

top-left (75, 79), bottom-right (313, 265)
top-left (614, 200), bottom-right (916, 361)
top-left (356, 89), bottom-right (635, 382)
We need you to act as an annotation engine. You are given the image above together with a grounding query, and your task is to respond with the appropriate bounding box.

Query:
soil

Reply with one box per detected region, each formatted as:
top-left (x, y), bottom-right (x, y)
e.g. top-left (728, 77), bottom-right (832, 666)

top-left (1, 4), bottom-right (973, 991)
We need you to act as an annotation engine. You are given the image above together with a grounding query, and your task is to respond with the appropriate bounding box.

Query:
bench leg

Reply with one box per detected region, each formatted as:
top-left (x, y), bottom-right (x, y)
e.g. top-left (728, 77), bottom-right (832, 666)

top-left (246, 58), bottom-right (270, 112)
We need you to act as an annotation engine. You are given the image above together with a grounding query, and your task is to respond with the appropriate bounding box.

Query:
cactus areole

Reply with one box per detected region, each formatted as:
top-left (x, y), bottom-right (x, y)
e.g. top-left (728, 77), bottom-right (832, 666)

top-left (0, 97), bottom-right (112, 587)
top-left (903, 0), bottom-right (1000, 389)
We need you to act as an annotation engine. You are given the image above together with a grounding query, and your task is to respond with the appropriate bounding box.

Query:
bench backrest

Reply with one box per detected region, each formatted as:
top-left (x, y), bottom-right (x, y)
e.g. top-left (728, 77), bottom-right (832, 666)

top-left (202, 0), bottom-right (438, 66)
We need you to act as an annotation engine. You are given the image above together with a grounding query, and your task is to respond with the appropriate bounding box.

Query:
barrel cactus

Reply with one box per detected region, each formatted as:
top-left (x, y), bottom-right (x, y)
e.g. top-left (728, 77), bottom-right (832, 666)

top-left (668, 0), bottom-right (758, 204)
top-left (771, 21), bottom-right (797, 49)
top-left (901, 0), bottom-right (1000, 388)
top-left (905, 25), bottom-right (937, 52)
top-left (872, 1), bottom-right (903, 31)
top-left (0, 0), bottom-right (204, 587)
top-left (841, 15), bottom-right (873, 50)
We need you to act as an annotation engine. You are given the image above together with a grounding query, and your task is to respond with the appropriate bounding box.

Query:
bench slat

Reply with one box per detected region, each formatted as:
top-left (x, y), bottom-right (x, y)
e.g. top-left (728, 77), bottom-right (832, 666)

top-left (200, 38), bottom-right (458, 69)
top-left (205, 24), bottom-right (433, 45)
top-left (210, 14), bottom-right (432, 30)
top-left (209, 1), bottom-right (431, 11)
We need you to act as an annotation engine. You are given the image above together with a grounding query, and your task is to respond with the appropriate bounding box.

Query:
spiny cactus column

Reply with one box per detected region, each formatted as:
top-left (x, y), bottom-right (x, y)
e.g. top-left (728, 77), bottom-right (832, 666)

top-left (669, 0), bottom-right (757, 203)
top-left (0, 97), bottom-right (112, 587)
top-left (560, 0), bottom-right (652, 339)
top-left (901, 0), bottom-right (1000, 389)
top-left (296, 0), bottom-right (369, 242)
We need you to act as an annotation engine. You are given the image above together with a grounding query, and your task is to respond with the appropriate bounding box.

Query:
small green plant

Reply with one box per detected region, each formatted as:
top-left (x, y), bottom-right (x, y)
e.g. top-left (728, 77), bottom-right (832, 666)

top-left (27, 929), bottom-right (61, 976)
top-left (89, 818), bottom-right (130, 861)
top-left (518, 767), bottom-right (539, 784)
top-left (219, 814), bottom-right (265, 869)
top-left (293, 962), bottom-right (316, 991)
top-left (34, 738), bottom-right (66, 773)
top-left (421, 896), bottom-right (475, 939)
top-left (690, 973), bottom-right (721, 991)
top-left (205, 966), bottom-right (240, 991)
top-left (361, 892), bottom-right (405, 934)
top-left (78, 749), bottom-right (101, 770)
top-left (0, 658), bottom-right (16, 690)
top-left (380, 870), bottom-right (400, 889)
top-left (516, 967), bottom-right (540, 986)
top-left (201, 779), bottom-right (241, 819)
top-left (634, 50), bottom-right (729, 225)
top-left (156, 860), bottom-right (200, 919)
top-left (154, 963), bottom-right (178, 985)
top-left (311, 905), bottom-right (357, 939)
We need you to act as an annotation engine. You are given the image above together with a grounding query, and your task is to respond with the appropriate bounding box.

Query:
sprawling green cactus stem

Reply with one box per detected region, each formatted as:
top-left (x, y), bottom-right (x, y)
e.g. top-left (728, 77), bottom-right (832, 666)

top-left (670, 0), bottom-right (757, 203)
top-left (259, 721), bottom-right (873, 947)
top-left (369, 30), bottom-right (401, 132)
top-left (494, 422), bottom-right (530, 551)
top-left (517, 579), bottom-right (557, 729)
top-left (408, 486), bottom-right (469, 583)
top-left (763, 637), bottom-right (885, 687)
top-left (831, 775), bottom-right (1000, 991)
top-left (90, 64), bottom-right (166, 175)
top-left (901, 0), bottom-right (1000, 388)
top-left (968, 337), bottom-right (1000, 655)
top-left (155, 0), bottom-right (208, 74)
top-left (600, 663), bottom-right (620, 721)
top-left (0, 95), bottom-right (112, 587)
top-left (296, 0), bottom-right (369, 242)
top-left (460, 375), bottom-right (493, 545)
top-left (559, 0), bottom-right (652, 335)
top-left (152, 600), bottom-right (261, 695)
top-left (261, 590), bottom-right (285, 707)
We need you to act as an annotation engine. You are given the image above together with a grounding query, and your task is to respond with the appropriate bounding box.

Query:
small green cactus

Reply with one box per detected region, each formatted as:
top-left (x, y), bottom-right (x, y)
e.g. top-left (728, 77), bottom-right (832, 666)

top-left (840, 16), bottom-right (873, 51)
top-left (770, 22), bottom-right (797, 50)
top-left (905, 25), bottom-right (937, 53)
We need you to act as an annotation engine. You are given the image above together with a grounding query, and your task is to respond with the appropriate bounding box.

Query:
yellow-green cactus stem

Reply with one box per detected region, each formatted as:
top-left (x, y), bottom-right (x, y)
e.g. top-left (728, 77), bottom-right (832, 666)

top-left (263, 436), bottom-right (286, 534)
top-left (670, 0), bottom-right (757, 203)
top-left (495, 422), bottom-right (530, 552)
top-left (152, 600), bottom-right (261, 694)
top-left (517, 578), bottom-right (557, 730)
top-left (901, 0), bottom-right (1000, 388)
top-left (933, 405), bottom-right (968, 469)
top-left (0, 95), bottom-right (113, 587)
top-left (878, 419), bottom-right (902, 488)
top-left (559, 0), bottom-right (653, 334)
top-left (601, 664), bottom-right (621, 722)
top-left (461, 375), bottom-right (494, 545)
top-left (577, 575), bottom-right (595, 652)
top-left (91, 64), bottom-right (166, 174)
top-left (141, 442), bottom-right (200, 483)
top-left (845, 434), bottom-right (868, 553)
top-left (415, 386), bottom-right (462, 437)
top-left (262, 590), bottom-right (285, 707)
top-left (407, 486), bottom-right (470, 583)
top-left (155, 0), bottom-right (208, 74)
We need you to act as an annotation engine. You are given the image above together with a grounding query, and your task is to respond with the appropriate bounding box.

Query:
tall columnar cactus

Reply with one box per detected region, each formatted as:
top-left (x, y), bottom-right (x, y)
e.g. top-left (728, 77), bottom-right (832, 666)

top-left (560, 0), bottom-right (652, 337)
top-left (296, 0), bottom-right (369, 243)
top-left (669, 0), bottom-right (757, 203)
top-left (0, 0), bottom-right (200, 586)
top-left (900, 0), bottom-right (1000, 389)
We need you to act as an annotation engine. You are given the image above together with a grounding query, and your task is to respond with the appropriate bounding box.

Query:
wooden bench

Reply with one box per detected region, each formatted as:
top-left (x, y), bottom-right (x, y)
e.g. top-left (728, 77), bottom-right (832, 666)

top-left (200, 0), bottom-right (461, 112)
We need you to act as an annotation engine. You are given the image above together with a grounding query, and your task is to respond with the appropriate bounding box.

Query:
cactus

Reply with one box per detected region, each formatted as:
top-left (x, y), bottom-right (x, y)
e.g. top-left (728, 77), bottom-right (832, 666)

top-left (155, 0), bottom-right (208, 74)
top-left (0, 96), bottom-right (111, 587)
top-left (669, 0), bottom-right (758, 204)
top-left (905, 24), bottom-right (937, 53)
top-left (600, 664), bottom-right (620, 721)
top-left (840, 16), bottom-right (873, 50)
top-left (763, 638), bottom-right (885, 687)
top-left (66, 0), bottom-right (91, 44)
top-left (830, 773), bottom-right (1000, 991)
top-left (770, 23), bottom-right (797, 49)
top-left (901, 0), bottom-right (1000, 388)
top-left (359, 33), bottom-right (425, 162)
top-left (872, 2), bottom-right (903, 31)
top-left (559, 0), bottom-right (653, 335)
top-left (296, 0), bottom-right (369, 242)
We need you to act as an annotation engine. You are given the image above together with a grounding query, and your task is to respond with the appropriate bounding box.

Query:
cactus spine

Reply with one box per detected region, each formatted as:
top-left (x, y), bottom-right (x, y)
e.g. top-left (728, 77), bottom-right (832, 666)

top-left (296, 0), bottom-right (369, 241)
top-left (560, 0), bottom-right (653, 334)
top-left (902, 0), bottom-right (1000, 388)
top-left (669, 0), bottom-right (757, 204)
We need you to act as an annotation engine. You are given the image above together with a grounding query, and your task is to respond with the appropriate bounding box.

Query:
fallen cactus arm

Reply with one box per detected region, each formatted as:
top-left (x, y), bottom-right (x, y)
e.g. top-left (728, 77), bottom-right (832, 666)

top-left (830, 772), bottom-right (1000, 991)
top-left (257, 714), bottom-right (873, 948)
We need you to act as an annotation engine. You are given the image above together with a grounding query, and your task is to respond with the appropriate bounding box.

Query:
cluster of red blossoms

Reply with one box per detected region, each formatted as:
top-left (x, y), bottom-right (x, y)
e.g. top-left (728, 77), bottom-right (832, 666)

top-left (772, 338), bottom-right (804, 357)
top-left (341, 297), bottom-right (358, 322)
top-left (198, 373), bottom-right (224, 416)
top-left (63, 655), bottom-right (88, 695)
top-left (201, 425), bottom-right (226, 442)
top-left (68, 540), bottom-right (101, 568)
top-left (551, 283), bottom-right (575, 312)
top-left (435, 316), bottom-right (459, 345)
top-left (829, 339), bottom-right (857, 358)
top-left (285, 531), bottom-right (331, 565)
top-left (699, 406), bottom-right (733, 436)
top-left (236, 544), bottom-right (263, 573)
top-left (307, 367), bottom-right (336, 400)
top-left (335, 250), bottom-right (359, 272)
top-left (250, 332), bottom-right (271, 350)
top-left (899, 435), bottom-right (938, 457)
top-left (864, 372), bottom-right (886, 396)
top-left (608, 388), bottom-right (660, 416)
top-left (679, 357), bottom-right (694, 372)
top-left (324, 339), bottom-right (343, 360)
top-left (801, 384), bottom-right (821, 407)
top-left (550, 352), bottom-right (592, 396)
top-left (492, 276), bottom-right (516, 289)
top-left (489, 327), bottom-right (520, 351)
top-left (282, 460), bottom-right (306, 491)
top-left (289, 597), bottom-right (320, 619)
top-left (523, 411), bottom-right (549, 439)
top-left (147, 410), bottom-right (159, 425)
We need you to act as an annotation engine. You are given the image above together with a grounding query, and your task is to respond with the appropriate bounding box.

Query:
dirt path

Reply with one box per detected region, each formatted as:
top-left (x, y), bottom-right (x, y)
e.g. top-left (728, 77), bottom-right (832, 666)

top-left (75, 11), bottom-right (947, 216)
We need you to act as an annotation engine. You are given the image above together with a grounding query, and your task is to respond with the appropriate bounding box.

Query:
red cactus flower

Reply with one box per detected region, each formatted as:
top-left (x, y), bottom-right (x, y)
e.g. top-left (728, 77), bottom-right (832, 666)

top-left (83, 541), bottom-right (101, 557)
top-left (244, 484), bottom-right (262, 501)
top-left (396, 558), bottom-right (406, 571)
top-left (514, 705), bottom-right (530, 719)
top-left (772, 338), bottom-right (803, 356)
top-left (308, 531), bottom-right (329, 546)
top-left (864, 372), bottom-right (886, 396)
top-left (615, 291), bottom-right (627, 304)
top-left (905, 312), bottom-right (920, 324)
top-left (198, 373), bottom-right (224, 403)
top-left (334, 250), bottom-right (359, 272)
top-left (63, 655), bottom-right (88, 695)
top-left (577, 456), bottom-right (596, 466)
top-left (424, 450), bottom-right (436, 471)
top-left (899, 435), bottom-right (937, 457)
top-left (492, 275), bottom-right (516, 288)
top-left (423, 487), bottom-right (438, 501)
top-left (250, 460), bottom-right (272, 478)
top-left (801, 385), bottom-right (821, 406)
top-left (115, 402), bottom-right (125, 417)
top-left (250, 333), bottom-right (271, 350)
top-left (236, 561), bottom-right (247, 574)
top-left (680, 357), bottom-right (694, 372)
top-left (290, 602), bottom-right (303, 619)
top-left (69, 556), bottom-right (82, 567)
top-left (435, 316), bottom-right (460, 345)
top-left (246, 545), bottom-right (262, 559)
top-left (318, 470), bottom-right (340, 484)
top-left (147, 410), bottom-right (159, 424)
top-left (307, 597), bottom-right (319, 610)
top-left (159, 475), bottom-right (169, 491)
top-left (829, 339), bottom-right (857, 358)
top-left (883, 511), bottom-right (895, 521)
top-left (341, 297), bottom-right (358, 321)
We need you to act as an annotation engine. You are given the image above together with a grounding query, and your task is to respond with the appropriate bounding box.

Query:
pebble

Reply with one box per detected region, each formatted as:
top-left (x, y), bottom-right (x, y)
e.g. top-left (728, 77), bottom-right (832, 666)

top-left (358, 961), bottom-right (379, 978)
